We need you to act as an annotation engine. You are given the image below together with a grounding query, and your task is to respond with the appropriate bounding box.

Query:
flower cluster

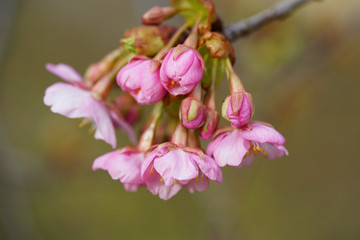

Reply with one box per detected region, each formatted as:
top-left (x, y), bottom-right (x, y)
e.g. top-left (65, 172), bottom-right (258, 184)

top-left (44, 0), bottom-right (288, 200)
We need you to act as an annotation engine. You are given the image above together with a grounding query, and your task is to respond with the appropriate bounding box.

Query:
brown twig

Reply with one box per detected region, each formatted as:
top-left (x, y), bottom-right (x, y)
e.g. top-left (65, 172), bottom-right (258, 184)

top-left (223, 0), bottom-right (321, 42)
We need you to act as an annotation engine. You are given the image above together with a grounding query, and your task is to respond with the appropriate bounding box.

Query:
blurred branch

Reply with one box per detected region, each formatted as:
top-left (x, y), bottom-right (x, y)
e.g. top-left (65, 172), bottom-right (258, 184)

top-left (223, 0), bottom-right (322, 42)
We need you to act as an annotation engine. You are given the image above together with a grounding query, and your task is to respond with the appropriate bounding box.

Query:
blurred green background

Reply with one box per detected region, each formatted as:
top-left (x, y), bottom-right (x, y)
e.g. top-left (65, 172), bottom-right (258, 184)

top-left (1, 0), bottom-right (359, 239)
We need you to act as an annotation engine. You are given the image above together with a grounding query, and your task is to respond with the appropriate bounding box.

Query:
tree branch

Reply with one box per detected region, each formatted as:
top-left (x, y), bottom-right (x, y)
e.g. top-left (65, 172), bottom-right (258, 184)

top-left (223, 0), bottom-right (321, 42)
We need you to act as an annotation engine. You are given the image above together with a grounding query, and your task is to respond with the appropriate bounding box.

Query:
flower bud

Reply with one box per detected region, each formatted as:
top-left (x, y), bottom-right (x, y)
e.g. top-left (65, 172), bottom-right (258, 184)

top-left (142, 6), bottom-right (176, 25)
top-left (160, 45), bottom-right (205, 96)
top-left (222, 92), bottom-right (254, 127)
top-left (180, 97), bottom-right (206, 129)
top-left (117, 57), bottom-right (167, 105)
top-left (200, 109), bottom-right (220, 140)
top-left (199, 32), bottom-right (235, 63)
top-left (121, 25), bottom-right (176, 56)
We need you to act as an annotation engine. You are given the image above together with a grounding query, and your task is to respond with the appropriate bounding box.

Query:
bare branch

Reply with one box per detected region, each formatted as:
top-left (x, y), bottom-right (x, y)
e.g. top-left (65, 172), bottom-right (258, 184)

top-left (223, 0), bottom-right (321, 42)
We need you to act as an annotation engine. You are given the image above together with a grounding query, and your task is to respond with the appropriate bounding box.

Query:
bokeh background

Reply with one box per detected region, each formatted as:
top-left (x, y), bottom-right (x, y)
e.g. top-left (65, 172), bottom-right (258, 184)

top-left (1, 0), bottom-right (359, 239)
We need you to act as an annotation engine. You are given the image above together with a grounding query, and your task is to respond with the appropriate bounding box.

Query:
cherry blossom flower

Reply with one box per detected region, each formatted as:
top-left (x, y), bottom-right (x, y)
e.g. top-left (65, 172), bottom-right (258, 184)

top-left (160, 45), bottom-right (204, 96)
top-left (179, 97), bottom-right (206, 129)
top-left (141, 142), bottom-right (222, 200)
top-left (207, 121), bottom-right (288, 167)
top-left (222, 91), bottom-right (254, 127)
top-left (117, 57), bottom-right (167, 105)
top-left (44, 63), bottom-right (136, 148)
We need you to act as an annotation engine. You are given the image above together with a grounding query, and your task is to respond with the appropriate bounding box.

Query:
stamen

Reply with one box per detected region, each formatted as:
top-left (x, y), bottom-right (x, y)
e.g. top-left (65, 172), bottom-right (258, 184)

top-left (168, 80), bottom-right (179, 89)
top-left (249, 142), bottom-right (267, 156)
top-left (78, 119), bottom-right (91, 128)
top-left (194, 177), bottom-right (198, 183)
top-left (174, 180), bottom-right (178, 184)
top-left (88, 127), bottom-right (96, 134)
top-left (160, 178), bottom-right (164, 182)
top-left (200, 174), bottom-right (204, 179)
top-left (149, 169), bottom-right (154, 174)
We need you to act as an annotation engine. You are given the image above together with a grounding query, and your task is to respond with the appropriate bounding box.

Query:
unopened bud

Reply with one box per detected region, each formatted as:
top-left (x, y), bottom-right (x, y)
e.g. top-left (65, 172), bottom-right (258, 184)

top-left (200, 109), bottom-right (220, 140)
top-left (200, 32), bottom-right (233, 60)
top-left (180, 97), bottom-right (206, 129)
top-left (160, 45), bottom-right (205, 96)
top-left (142, 6), bottom-right (176, 25)
top-left (121, 25), bottom-right (176, 56)
top-left (222, 92), bottom-right (254, 127)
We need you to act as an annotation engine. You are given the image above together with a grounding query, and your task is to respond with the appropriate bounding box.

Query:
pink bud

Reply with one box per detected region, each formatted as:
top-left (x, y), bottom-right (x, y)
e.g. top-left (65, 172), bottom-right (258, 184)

top-left (142, 6), bottom-right (176, 26)
top-left (117, 57), bottom-right (167, 105)
top-left (200, 109), bottom-right (220, 140)
top-left (222, 92), bottom-right (254, 127)
top-left (180, 97), bottom-right (206, 129)
top-left (160, 45), bottom-right (205, 96)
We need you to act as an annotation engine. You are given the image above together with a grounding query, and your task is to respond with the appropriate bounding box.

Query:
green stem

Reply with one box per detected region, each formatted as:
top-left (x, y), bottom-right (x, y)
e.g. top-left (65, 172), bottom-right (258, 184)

top-left (91, 53), bottom-right (134, 99)
top-left (225, 58), bottom-right (244, 93)
top-left (137, 102), bottom-right (163, 152)
top-left (204, 58), bottom-right (218, 109)
top-left (171, 123), bottom-right (187, 147)
top-left (154, 21), bottom-right (192, 60)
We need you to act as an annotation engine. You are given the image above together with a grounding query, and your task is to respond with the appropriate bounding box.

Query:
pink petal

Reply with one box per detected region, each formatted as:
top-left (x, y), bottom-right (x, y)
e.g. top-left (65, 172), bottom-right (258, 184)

top-left (158, 183), bottom-right (182, 200)
top-left (137, 68), bottom-right (167, 104)
top-left (142, 163), bottom-right (182, 200)
top-left (46, 63), bottom-right (83, 83)
top-left (91, 99), bottom-right (117, 148)
top-left (141, 150), bottom-right (158, 178)
top-left (92, 150), bottom-right (121, 171)
top-left (238, 153), bottom-right (255, 168)
top-left (124, 183), bottom-right (142, 192)
top-left (178, 54), bottom-right (203, 86)
top-left (228, 94), bottom-right (252, 127)
top-left (260, 143), bottom-right (288, 160)
top-left (241, 122), bottom-right (286, 145)
top-left (106, 152), bottom-right (144, 184)
top-left (212, 131), bottom-right (250, 167)
top-left (116, 60), bottom-right (143, 91)
top-left (153, 149), bottom-right (198, 186)
top-left (169, 49), bottom-right (195, 78)
top-left (43, 83), bottom-right (93, 118)
top-left (185, 176), bottom-right (209, 193)
top-left (206, 132), bottom-right (230, 157)
top-left (192, 154), bottom-right (223, 183)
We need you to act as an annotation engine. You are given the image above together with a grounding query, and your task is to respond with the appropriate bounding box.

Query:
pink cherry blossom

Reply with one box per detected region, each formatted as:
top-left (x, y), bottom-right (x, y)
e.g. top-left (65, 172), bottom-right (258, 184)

top-left (180, 97), bottom-right (206, 129)
top-left (222, 91), bottom-right (254, 128)
top-left (141, 143), bottom-right (222, 200)
top-left (160, 45), bottom-right (204, 96)
top-left (117, 57), bottom-right (167, 105)
top-left (207, 121), bottom-right (288, 167)
top-left (44, 63), bottom-right (136, 148)
top-left (92, 147), bottom-right (145, 192)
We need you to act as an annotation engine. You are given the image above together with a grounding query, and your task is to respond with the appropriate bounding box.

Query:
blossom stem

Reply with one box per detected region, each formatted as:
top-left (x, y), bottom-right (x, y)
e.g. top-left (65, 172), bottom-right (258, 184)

top-left (183, 17), bottom-right (201, 49)
top-left (188, 129), bottom-right (201, 148)
top-left (225, 58), bottom-right (244, 93)
top-left (189, 82), bottom-right (202, 100)
top-left (85, 47), bottom-right (127, 86)
top-left (154, 20), bottom-right (192, 60)
top-left (92, 53), bottom-right (133, 99)
top-left (137, 102), bottom-right (163, 152)
top-left (204, 58), bottom-right (218, 109)
top-left (171, 123), bottom-right (187, 147)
